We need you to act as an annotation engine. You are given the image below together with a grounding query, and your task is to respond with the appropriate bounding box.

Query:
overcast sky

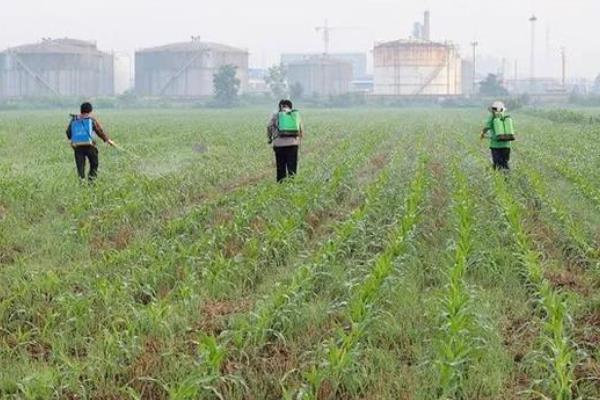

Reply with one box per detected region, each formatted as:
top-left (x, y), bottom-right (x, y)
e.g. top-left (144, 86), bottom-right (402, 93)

top-left (2, 0), bottom-right (598, 78)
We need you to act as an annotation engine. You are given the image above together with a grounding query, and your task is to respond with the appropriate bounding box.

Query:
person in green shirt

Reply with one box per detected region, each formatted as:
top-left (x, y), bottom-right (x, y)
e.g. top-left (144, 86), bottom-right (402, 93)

top-left (480, 101), bottom-right (512, 170)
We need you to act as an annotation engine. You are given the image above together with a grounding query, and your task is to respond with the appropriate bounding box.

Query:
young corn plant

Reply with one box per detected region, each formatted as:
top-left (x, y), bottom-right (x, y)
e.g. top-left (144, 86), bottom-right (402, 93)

top-left (492, 171), bottom-right (577, 400)
top-left (434, 163), bottom-right (481, 399)
top-left (295, 158), bottom-right (430, 399)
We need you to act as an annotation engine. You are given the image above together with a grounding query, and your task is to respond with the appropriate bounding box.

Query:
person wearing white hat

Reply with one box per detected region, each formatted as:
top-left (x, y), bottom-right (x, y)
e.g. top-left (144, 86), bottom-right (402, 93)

top-left (480, 101), bottom-right (515, 170)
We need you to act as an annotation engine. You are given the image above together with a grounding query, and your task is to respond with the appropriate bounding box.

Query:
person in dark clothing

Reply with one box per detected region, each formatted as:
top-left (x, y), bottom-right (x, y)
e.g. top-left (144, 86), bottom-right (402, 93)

top-left (273, 146), bottom-right (299, 182)
top-left (66, 102), bottom-right (114, 181)
top-left (491, 148), bottom-right (510, 170)
top-left (267, 99), bottom-right (305, 182)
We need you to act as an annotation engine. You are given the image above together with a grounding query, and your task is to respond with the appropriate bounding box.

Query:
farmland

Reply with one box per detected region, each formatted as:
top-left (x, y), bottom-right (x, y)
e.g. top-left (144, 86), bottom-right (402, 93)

top-left (0, 108), bottom-right (599, 399)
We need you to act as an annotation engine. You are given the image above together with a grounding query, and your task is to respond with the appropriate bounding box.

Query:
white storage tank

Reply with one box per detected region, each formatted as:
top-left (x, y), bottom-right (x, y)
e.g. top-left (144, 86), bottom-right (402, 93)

top-left (135, 40), bottom-right (249, 97)
top-left (373, 40), bottom-right (462, 96)
top-left (0, 38), bottom-right (114, 98)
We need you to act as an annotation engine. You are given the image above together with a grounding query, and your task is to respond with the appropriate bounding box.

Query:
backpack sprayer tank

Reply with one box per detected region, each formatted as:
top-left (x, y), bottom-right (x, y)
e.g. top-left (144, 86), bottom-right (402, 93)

top-left (69, 116), bottom-right (94, 146)
top-left (277, 110), bottom-right (301, 137)
top-left (492, 115), bottom-right (516, 141)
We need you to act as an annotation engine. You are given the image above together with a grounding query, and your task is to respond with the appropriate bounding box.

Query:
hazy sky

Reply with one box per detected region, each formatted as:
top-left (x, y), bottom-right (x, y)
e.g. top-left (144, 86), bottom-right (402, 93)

top-left (2, 0), bottom-right (598, 78)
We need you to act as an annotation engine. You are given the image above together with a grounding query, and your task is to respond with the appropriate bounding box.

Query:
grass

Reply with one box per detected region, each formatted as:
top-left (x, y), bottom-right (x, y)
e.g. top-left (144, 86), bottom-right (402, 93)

top-left (1, 108), bottom-right (599, 399)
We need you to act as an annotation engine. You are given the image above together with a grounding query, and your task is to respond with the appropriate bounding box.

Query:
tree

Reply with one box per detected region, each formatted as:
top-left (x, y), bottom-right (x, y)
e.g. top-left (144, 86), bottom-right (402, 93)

top-left (213, 65), bottom-right (240, 107)
top-left (289, 82), bottom-right (304, 100)
top-left (265, 64), bottom-right (288, 99)
top-left (479, 73), bottom-right (509, 97)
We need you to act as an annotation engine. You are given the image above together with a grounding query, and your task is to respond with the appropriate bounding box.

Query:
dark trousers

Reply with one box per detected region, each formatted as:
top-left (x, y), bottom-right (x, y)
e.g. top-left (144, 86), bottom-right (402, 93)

top-left (491, 148), bottom-right (510, 170)
top-left (274, 146), bottom-right (299, 182)
top-left (74, 146), bottom-right (99, 181)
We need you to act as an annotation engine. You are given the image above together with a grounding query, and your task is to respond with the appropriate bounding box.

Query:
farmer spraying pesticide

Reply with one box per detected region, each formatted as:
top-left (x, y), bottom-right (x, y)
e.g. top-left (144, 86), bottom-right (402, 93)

top-left (267, 99), bottom-right (305, 182)
top-left (66, 102), bottom-right (115, 182)
top-left (480, 101), bottom-right (515, 170)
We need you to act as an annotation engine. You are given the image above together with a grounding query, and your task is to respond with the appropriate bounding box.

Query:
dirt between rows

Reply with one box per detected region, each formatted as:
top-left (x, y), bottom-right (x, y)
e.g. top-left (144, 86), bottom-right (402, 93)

top-left (196, 298), bottom-right (253, 337)
top-left (501, 315), bottom-right (538, 397)
top-left (573, 310), bottom-right (600, 394)
top-left (0, 244), bottom-right (23, 265)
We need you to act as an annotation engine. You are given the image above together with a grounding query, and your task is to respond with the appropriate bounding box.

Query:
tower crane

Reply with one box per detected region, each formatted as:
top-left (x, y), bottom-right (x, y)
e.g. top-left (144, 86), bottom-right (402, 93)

top-left (315, 20), bottom-right (363, 55)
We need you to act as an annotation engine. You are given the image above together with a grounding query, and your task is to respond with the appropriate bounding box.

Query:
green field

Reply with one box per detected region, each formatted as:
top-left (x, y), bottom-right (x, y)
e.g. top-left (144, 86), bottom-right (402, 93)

top-left (1, 108), bottom-right (599, 399)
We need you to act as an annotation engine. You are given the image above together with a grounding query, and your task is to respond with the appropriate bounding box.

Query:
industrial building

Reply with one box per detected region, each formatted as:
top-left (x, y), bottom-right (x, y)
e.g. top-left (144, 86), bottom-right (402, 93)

top-left (373, 12), bottom-right (462, 96)
top-left (287, 55), bottom-right (353, 97)
top-left (373, 40), bottom-right (462, 96)
top-left (282, 53), bottom-right (368, 80)
top-left (0, 38), bottom-right (114, 98)
top-left (135, 40), bottom-right (248, 97)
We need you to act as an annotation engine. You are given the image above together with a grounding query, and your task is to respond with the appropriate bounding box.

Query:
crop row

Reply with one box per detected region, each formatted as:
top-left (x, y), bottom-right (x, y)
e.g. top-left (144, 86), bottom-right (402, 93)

top-left (179, 139), bottom-right (420, 399)
top-left (492, 171), bottom-right (577, 400)
top-left (183, 155), bottom-right (401, 399)
top-left (285, 157), bottom-right (430, 399)
top-left (460, 135), bottom-right (580, 399)
top-left (0, 130), bottom-right (393, 399)
top-left (518, 162), bottom-right (598, 263)
top-left (432, 161), bottom-right (484, 399)
top-left (236, 166), bottom-right (393, 349)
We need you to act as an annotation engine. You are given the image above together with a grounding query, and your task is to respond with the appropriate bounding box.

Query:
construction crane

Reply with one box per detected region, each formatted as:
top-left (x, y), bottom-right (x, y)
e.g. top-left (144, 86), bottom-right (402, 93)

top-left (315, 20), bottom-right (363, 55)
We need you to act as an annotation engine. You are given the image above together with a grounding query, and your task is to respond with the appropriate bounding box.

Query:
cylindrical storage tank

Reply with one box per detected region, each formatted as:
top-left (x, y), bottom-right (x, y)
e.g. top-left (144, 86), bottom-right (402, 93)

top-left (373, 40), bottom-right (462, 96)
top-left (0, 38), bottom-right (114, 99)
top-left (287, 56), bottom-right (353, 97)
top-left (135, 41), bottom-right (249, 97)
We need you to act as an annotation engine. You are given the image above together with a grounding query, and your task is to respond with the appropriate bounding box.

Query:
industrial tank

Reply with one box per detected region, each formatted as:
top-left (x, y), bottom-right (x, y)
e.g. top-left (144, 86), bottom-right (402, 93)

top-left (0, 38), bottom-right (114, 98)
top-left (282, 53), bottom-right (368, 80)
top-left (135, 40), bottom-right (249, 97)
top-left (286, 56), bottom-right (353, 97)
top-left (373, 40), bottom-right (462, 96)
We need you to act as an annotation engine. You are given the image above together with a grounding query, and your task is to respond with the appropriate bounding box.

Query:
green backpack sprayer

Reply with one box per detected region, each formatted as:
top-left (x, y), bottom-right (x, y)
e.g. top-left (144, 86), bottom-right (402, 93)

top-left (277, 110), bottom-right (302, 137)
top-left (492, 115), bottom-right (516, 142)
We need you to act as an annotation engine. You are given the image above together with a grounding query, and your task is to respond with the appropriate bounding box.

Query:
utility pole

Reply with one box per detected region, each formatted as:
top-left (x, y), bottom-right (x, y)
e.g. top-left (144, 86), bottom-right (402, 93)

top-left (529, 15), bottom-right (538, 81)
top-left (316, 20), bottom-right (331, 55)
top-left (561, 47), bottom-right (566, 89)
top-left (471, 41), bottom-right (478, 94)
top-left (514, 59), bottom-right (519, 93)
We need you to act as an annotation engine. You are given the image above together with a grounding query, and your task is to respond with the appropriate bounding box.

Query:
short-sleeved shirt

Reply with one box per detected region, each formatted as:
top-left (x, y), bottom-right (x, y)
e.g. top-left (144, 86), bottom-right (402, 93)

top-left (485, 115), bottom-right (511, 149)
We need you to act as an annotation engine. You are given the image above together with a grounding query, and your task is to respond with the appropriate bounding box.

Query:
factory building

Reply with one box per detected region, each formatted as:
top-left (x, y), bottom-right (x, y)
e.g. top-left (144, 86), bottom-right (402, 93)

top-left (282, 53), bottom-right (368, 80)
top-left (286, 55), bottom-right (353, 97)
top-left (373, 12), bottom-right (463, 96)
top-left (135, 40), bottom-right (248, 97)
top-left (0, 38), bottom-right (114, 98)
